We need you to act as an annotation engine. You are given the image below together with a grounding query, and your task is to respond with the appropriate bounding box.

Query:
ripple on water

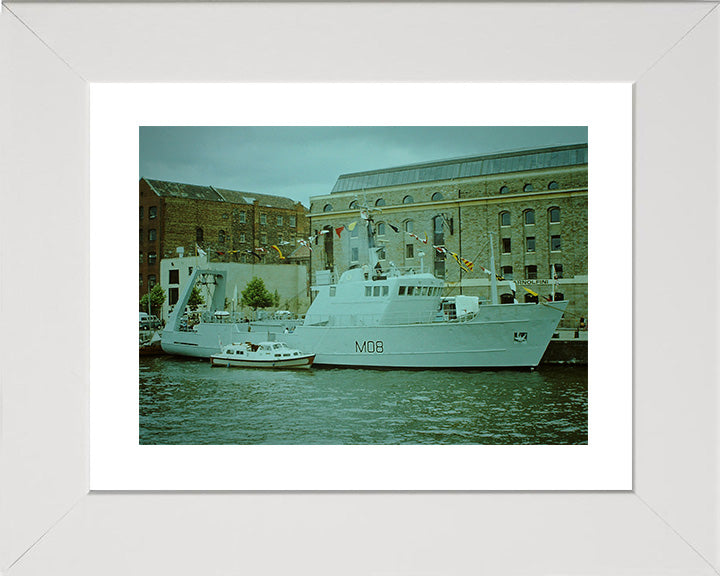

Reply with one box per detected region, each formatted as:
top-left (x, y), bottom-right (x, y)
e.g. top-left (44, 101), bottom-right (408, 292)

top-left (140, 357), bottom-right (588, 445)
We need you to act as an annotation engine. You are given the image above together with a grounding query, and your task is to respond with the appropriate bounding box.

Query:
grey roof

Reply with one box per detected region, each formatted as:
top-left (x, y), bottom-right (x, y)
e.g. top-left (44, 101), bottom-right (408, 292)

top-left (144, 179), bottom-right (223, 201)
top-left (142, 178), bottom-right (300, 210)
top-left (215, 188), bottom-right (298, 210)
top-left (331, 144), bottom-right (588, 194)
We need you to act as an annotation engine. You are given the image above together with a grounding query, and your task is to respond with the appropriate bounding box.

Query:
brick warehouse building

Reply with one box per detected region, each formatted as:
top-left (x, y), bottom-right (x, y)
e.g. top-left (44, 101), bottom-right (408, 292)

top-left (307, 144), bottom-right (588, 328)
top-left (139, 178), bottom-right (309, 298)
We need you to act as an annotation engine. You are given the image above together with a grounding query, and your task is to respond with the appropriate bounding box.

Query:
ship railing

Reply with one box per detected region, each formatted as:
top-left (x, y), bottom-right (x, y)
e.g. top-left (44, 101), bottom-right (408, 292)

top-left (305, 310), bottom-right (443, 327)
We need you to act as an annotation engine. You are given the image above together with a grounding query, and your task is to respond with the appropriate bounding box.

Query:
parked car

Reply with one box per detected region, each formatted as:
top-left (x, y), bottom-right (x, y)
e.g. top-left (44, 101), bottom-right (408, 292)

top-left (139, 314), bottom-right (162, 330)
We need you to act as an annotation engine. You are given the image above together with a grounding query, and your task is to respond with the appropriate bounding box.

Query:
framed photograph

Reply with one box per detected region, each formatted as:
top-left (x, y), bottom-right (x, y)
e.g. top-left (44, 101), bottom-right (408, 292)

top-left (2, 2), bottom-right (718, 574)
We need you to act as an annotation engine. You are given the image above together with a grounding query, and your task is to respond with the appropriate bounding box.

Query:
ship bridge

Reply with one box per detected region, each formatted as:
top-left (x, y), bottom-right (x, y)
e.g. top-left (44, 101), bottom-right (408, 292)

top-left (304, 270), bottom-right (444, 327)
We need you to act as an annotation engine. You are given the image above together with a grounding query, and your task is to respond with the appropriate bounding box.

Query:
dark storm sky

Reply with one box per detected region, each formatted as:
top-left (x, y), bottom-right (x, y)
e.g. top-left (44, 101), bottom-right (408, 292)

top-left (139, 126), bottom-right (588, 207)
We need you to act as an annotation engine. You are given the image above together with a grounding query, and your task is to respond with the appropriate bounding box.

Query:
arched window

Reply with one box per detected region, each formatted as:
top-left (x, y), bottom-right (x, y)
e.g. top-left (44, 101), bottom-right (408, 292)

top-left (523, 183), bottom-right (534, 192)
top-left (148, 206), bottom-right (157, 219)
top-left (548, 181), bottom-right (559, 190)
top-left (403, 195), bottom-right (414, 204)
top-left (554, 292), bottom-right (565, 301)
top-left (499, 186), bottom-right (510, 194)
top-left (148, 252), bottom-right (157, 265)
top-left (404, 220), bottom-right (414, 234)
top-left (549, 207), bottom-right (561, 223)
top-left (218, 230), bottom-right (226, 244)
top-left (148, 228), bottom-right (157, 242)
top-left (431, 192), bottom-right (443, 201)
top-left (524, 209), bottom-right (535, 225)
top-left (323, 203), bottom-right (334, 213)
top-left (196, 227), bottom-right (204, 243)
top-left (349, 200), bottom-right (358, 209)
top-left (524, 293), bottom-right (539, 303)
top-left (377, 222), bottom-right (386, 236)
top-left (375, 198), bottom-right (386, 207)
top-left (500, 293), bottom-right (515, 304)
top-left (499, 211), bottom-right (511, 227)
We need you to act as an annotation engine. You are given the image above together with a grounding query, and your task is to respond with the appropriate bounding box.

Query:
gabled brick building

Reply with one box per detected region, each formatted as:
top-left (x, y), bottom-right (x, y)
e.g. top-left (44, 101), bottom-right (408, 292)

top-left (139, 178), bottom-right (308, 297)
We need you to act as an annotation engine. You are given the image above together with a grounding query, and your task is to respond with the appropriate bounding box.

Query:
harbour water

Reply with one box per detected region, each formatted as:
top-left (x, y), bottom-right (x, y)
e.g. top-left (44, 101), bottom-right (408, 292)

top-left (140, 356), bottom-right (587, 445)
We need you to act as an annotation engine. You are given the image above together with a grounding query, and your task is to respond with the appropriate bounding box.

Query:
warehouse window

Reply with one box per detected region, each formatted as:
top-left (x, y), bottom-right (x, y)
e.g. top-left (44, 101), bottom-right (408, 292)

top-left (261, 233), bottom-right (267, 245)
top-left (501, 266), bottom-right (513, 280)
top-left (431, 192), bottom-right (443, 201)
top-left (169, 269), bottom-right (179, 284)
top-left (404, 220), bottom-right (414, 234)
top-left (525, 265), bottom-right (537, 280)
top-left (169, 287), bottom-right (179, 306)
top-left (526, 236), bottom-right (536, 252)
top-left (523, 183), bottom-right (534, 192)
top-left (500, 293), bottom-right (514, 304)
top-left (148, 229), bottom-right (157, 242)
top-left (548, 181), bottom-right (559, 190)
top-left (552, 264), bottom-right (564, 278)
top-left (403, 195), bottom-right (414, 204)
top-left (377, 222), bottom-right (386, 236)
top-left (499, 211), bottom-right (511, 227)
top-left (238, 212), bottom-right (246, 223)
top-left (260, 214), bottom-right (267, 224)
top-left (148, 252), bottom-right (157, 265)
top-left (524, 209), bottom-right (535, 225)
top-left (375, 198), bottom-right (386, 207)
top-left (499, 186), bottom-right (509, 194)
top-left (149, 206), bottom-right (157, 219)
top-left (290, 215), bottom-right (296, 227)
top-left (196, 227), bottom-right (204, 243)
top-left (406, 244), bottom-right (414, 258)
top-left (554, 292), bottom-right (565, 301)
top-left (277, 216), bottom-right (283, 226)
top-left (502, 238), bottom-right (511, 254)
top-left (323, 204), bottom-right (333, 213)
top-left (524, 293), bottom-right (539, 303)
top-left (549, 207), bottom-right (561, 223)
top-left (349, 200), bottom-right (358, 209)
top-left (551, 235), bottom-right (562, 252)
top-left (239, 233), bottom-right (246, 243)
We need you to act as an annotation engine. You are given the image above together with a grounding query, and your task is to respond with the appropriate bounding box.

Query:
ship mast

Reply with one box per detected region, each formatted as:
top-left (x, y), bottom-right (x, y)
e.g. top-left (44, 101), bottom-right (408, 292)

top-left (361, 207), bottom-right (380, 271)
top-left (489, 233), bottom-right (499, 305)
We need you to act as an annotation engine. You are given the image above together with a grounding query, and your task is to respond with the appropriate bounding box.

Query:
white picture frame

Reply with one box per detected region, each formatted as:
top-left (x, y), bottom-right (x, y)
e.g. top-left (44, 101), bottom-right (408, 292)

top-left (1, 2), bottom-right (718, 574)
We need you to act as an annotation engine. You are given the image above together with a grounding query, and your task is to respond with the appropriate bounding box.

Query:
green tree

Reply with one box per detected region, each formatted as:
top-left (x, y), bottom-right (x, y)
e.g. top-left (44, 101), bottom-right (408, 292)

top-left (273, 289), bottom-right (281, 308)
top-left (187, 285), bottom-right (205, 311)
top-left (241, 277), bottom-right (274, 312)
top-left (139, 284), bottom-right (166, 316)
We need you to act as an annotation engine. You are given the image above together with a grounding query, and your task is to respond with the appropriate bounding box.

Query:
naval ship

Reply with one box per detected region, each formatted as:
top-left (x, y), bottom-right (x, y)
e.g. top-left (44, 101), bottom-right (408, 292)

top-left (161, 211), bottom-right (567, 368)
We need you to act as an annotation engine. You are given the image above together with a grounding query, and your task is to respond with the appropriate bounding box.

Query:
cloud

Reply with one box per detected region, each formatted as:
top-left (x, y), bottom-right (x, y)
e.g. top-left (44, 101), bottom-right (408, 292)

top-left (140, 126), bottom-right (588, 206)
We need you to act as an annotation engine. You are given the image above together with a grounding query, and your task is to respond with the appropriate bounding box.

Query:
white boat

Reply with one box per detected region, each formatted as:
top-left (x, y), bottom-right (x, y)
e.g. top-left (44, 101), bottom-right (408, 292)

top-left (210, 341), bottom-right (315, 369)
top-left (162, 210), bottom-right (567, 368)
